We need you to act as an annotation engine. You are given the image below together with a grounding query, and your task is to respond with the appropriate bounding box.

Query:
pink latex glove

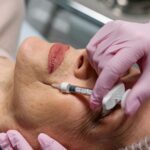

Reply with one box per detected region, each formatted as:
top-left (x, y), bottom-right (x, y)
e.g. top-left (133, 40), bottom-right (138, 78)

top-left (0, 130), bottom-right (67, 150)
top-left (87, 20), bottom-right (150, 115)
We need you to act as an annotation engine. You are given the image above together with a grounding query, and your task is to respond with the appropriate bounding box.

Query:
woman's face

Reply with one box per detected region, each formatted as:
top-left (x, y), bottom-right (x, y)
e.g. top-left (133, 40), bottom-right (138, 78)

top-left (13, 37), bottom-right (130, 149)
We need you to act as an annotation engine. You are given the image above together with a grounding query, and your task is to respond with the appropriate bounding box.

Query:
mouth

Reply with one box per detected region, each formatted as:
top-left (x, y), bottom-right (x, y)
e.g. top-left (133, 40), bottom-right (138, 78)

top-left (48, 43), bottom-right (70, 74)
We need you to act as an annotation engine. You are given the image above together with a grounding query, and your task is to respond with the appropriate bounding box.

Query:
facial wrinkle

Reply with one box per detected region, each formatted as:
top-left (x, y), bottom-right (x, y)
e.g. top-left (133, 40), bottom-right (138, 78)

top-left (67, 109), bottom-right (102, 142)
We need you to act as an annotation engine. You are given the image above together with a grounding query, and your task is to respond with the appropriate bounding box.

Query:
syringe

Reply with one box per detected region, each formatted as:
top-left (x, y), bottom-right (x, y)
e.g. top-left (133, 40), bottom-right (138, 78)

top-left (51, 82), bottom-right (130, 117)
top-left (51, 82), bottom-right (92, 96)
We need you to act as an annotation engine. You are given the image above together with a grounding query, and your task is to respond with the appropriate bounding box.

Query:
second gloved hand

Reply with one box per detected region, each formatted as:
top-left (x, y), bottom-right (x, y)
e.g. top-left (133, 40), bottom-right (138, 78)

top-left (0, 130), bottom-right (67, 150)
top-left (87, 20), bottom-right (150, 115)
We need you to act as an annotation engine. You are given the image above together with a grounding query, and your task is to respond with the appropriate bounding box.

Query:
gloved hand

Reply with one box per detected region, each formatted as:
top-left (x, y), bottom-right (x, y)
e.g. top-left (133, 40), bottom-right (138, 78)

top-left (0, 130), bottom-right (67, 150)
top-left (86, 20), bottom-right (150, 115)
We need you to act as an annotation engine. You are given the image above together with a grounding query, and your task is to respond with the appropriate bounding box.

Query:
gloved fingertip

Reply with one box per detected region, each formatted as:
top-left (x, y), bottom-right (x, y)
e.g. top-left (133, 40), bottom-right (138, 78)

top-left (38, 133), bottom-right (54, 148)
top-left (0, 133), bottom-right (8, 144)
top-left (0, 133), bottom-right (7, 141)
top-left (90, 102), bottom-right (100, 110)
top-left (7, 130), bottom-right (33, 150)
top-left (124, 99), bottom-right (140, 116)
top-left (90, 93), bottom-right (102, 110)
top-left (0, 133), bottom-right (12, 150)
top-left (90, 98), bottom-right (102, 111)
top-left (7, 130), bottom-right (19, 147)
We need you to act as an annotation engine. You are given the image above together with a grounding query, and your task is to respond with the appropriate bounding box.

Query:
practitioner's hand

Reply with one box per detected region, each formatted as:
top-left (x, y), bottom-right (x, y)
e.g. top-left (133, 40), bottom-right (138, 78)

top-left (0, 130), bottom-right (67, 150)
top-left (87, 20), bottom-right (150, 115)
top-left (38, 133), bottom-right (67, 150)
top-left (0, 130), bottom-right (32, 150)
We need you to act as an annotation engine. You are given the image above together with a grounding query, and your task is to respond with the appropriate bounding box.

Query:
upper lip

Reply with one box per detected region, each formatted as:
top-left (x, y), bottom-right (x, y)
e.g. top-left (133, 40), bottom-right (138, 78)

top-left (48, 43), bottom-right (69, 73)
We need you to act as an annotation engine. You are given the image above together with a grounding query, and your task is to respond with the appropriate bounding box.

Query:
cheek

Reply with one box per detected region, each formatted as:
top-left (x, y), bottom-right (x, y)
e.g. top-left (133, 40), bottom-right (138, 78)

top-left (14, 85), bottom-right (89, 130)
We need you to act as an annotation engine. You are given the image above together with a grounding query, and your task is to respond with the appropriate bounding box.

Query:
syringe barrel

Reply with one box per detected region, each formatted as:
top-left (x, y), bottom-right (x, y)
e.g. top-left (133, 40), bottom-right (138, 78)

top-left (75, 87), bottom-right (92, 95)
top-left (59, 82), bottom-right (92, 95)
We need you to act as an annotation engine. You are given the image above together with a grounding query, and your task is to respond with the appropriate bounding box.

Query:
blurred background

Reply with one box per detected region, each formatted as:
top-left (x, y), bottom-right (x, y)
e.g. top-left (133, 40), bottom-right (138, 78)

top-left (22, 0), bottom-right (150, 49)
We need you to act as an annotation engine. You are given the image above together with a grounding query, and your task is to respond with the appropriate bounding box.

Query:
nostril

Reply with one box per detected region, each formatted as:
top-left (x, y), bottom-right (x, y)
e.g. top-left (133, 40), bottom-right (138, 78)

top-left (74, 52), bottom-right (93, 79)
top-left (77, 55), bottom-right (84, 69)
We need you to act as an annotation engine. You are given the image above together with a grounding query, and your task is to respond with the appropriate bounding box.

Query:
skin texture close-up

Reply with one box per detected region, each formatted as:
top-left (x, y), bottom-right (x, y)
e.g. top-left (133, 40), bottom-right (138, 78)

top-left (0, 37), bottom-right (150, 150)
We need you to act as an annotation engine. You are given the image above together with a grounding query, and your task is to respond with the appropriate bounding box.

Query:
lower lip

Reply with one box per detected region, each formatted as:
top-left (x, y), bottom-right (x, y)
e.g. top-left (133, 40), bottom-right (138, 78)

top-left (48, 43), bottom-right (69, 73)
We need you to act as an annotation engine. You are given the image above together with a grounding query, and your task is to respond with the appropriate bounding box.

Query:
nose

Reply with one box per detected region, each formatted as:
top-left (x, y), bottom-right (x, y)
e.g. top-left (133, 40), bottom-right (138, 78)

top-left (74, 50), bottom-right (94, 80)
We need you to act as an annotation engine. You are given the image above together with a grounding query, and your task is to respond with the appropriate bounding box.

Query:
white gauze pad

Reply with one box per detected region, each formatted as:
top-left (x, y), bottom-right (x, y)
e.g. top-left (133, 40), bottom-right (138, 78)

top-left (102, 83), bottom-right (125, 111)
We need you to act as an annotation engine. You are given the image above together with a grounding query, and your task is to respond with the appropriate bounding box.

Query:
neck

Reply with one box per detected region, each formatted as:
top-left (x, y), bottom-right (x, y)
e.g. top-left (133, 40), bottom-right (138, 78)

top-left (0, 59), bottom-right (39, 149)
top-left (0, 68), bottom-right (16, 132)
top-left (0, 92), bottom-right (40, 149)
